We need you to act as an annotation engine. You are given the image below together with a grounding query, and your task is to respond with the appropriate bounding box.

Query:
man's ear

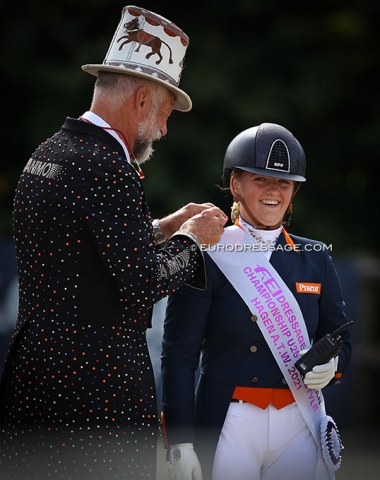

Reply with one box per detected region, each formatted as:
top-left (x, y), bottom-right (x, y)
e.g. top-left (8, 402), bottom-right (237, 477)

top-left (135, 86), bottom-right (152, 120)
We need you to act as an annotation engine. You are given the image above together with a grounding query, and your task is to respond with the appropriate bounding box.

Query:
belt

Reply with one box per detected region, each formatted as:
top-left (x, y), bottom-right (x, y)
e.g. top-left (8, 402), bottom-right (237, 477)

top-left (231, 386), bottom-right (295, 410)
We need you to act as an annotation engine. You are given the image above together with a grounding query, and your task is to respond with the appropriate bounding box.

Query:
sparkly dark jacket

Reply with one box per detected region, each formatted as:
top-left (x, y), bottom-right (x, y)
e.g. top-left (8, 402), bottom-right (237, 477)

top-left (0, 118), bottom-right (204, 428)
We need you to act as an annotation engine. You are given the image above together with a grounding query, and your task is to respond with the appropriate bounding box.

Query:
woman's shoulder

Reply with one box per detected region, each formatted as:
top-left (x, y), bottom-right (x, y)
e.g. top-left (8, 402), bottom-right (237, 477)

top-left (287, 232), bottom-right (330, 248)
top-left (286, 232), bottom-right (334, 260)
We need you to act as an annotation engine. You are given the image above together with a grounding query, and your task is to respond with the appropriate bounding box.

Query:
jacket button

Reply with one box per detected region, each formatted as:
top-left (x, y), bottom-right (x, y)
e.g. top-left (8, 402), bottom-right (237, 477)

top-left (250, 345), bottom-right (258, 353)
top-left (251, 315), bottom-right (258, 322)
top-left (250, 377), bottom-right (259, 384)
top-left (281, 378), bottom-right (287, 385)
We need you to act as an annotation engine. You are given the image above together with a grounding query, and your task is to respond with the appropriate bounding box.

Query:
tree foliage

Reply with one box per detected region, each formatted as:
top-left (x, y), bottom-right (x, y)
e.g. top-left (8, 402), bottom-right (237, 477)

top-left (1, 0), bottom-right (378, 255)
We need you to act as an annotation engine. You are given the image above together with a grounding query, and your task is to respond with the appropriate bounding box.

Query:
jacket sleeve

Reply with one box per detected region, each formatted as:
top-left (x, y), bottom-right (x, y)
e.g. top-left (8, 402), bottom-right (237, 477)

top-left (317, 250), bottom-right (352, 384)
top-left (67, 151), bottom-right (205, 310)
top-left (161, 257), bottom-right (215, 446)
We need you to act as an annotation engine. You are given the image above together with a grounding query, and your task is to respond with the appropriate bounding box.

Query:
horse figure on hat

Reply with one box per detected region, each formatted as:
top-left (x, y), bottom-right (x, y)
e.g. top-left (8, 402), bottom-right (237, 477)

top-left (117, 18), bottom-right (174, 65)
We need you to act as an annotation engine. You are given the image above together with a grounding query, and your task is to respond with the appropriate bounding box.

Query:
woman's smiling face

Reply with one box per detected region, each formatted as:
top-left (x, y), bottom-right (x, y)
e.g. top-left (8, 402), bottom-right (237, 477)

top-left (230, 171), bottom-right (296, 228)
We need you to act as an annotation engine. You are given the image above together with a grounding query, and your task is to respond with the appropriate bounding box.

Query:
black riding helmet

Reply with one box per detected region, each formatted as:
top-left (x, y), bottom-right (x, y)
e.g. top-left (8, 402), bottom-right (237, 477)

top-left (223, 123), bottom-right (306, 187)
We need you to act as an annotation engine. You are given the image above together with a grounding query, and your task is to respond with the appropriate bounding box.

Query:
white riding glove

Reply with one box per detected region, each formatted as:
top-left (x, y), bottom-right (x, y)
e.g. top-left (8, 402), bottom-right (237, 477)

top-left (300, 349), bottom-right (339, 389)
top-left (167, 443), bottom-right (202, 480)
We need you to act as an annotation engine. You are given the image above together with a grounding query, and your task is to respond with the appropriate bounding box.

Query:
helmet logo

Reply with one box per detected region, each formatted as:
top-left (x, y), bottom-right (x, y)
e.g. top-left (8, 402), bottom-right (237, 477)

top-left (265, 139), bottom-right (290, 173)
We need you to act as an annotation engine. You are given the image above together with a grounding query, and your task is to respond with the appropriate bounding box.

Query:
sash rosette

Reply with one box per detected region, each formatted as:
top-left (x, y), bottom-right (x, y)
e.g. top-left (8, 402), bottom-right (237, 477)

top-left (320, 416), bottom-right (344, 471)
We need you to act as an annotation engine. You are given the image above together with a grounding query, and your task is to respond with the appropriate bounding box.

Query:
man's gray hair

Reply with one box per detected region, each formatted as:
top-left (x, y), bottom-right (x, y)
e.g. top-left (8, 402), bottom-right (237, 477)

top-left (93, 72), bottom-right (170, 110)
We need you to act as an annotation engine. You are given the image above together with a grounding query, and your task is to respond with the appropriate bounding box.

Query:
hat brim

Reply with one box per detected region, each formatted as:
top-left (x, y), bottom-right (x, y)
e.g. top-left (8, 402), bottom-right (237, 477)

top-left (236, 166), bottom-right (306, 182)
top-left (81, 64), bottom-right (192, 112)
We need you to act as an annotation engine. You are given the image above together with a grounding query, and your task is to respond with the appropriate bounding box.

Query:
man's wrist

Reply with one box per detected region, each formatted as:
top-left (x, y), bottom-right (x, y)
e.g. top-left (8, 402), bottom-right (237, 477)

top-left (152, 219), bottom-right (167, 245)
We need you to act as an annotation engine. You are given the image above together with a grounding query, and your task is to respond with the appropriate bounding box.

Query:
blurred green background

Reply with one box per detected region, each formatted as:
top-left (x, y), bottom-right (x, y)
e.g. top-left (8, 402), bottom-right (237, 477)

top-left (1, 0), bottom-right (380, 477)
top-left (1, 0), bottom-right (379, 253)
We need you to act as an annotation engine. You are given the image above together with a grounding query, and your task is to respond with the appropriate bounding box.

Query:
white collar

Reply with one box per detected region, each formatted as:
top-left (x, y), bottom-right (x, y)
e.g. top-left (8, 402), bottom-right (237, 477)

top-left (239, 216), bottom-right (282, 242)
top-left (239, 216), bottom-right (282, 259)
top-left (80, 111), bottom-right (131, 163)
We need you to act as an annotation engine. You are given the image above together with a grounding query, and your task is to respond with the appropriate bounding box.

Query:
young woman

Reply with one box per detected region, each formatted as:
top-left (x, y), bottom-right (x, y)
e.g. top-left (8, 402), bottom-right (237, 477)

top-left (161, 123), bottom-right (351, 480)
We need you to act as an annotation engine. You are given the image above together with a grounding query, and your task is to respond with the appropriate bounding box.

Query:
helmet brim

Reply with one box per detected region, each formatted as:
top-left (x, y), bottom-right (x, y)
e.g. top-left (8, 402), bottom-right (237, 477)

top-left (235, 166), bottom-right (306, 182)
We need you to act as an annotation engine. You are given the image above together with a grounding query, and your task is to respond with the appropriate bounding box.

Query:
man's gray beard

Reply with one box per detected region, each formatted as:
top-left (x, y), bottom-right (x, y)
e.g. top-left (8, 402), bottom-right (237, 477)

top-left (133, 136), bottom-right (155, 164)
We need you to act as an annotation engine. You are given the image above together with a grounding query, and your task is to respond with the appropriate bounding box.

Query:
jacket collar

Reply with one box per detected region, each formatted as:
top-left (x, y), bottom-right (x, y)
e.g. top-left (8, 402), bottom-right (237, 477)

top-left (62, 117), bottom-right (126, 158)
top-left (270, 229), bottom-right (299, 279)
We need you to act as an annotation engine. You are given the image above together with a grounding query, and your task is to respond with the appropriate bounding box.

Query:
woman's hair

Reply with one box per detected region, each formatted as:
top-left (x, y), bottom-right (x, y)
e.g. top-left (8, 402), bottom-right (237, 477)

top-left (231, 200), bottom-right (240, 223)
top-left (229, 169), bottom-right (242, 222)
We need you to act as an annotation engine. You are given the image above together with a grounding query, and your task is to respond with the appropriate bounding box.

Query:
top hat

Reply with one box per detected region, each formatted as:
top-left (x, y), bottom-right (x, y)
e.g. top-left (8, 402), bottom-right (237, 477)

top-left (82, 5), bottom-right (191, 111)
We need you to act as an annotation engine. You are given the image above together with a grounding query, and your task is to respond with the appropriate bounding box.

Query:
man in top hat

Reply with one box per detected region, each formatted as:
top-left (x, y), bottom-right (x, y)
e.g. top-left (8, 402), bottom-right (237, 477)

top-left (0, 5), bottom-right (227, 479)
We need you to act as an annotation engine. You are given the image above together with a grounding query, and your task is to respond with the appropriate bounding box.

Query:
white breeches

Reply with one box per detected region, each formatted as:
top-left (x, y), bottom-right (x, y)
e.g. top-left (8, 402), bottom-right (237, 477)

top-left (212, 402), bottom-right (319, 480)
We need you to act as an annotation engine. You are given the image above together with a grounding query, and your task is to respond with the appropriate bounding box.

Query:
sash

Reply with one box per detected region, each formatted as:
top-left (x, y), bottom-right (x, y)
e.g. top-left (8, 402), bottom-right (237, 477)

top-left (207, 225), bottom-right (338, 480)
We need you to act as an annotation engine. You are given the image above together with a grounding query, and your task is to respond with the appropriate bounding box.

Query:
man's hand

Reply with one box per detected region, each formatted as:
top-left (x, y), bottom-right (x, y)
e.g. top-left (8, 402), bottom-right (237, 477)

top-left (179, 206), bottom-right (228, 246)
top-left (158, 203), bottom-right (219, 239)
top-left (167, 443), bottom-right (202, 480)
